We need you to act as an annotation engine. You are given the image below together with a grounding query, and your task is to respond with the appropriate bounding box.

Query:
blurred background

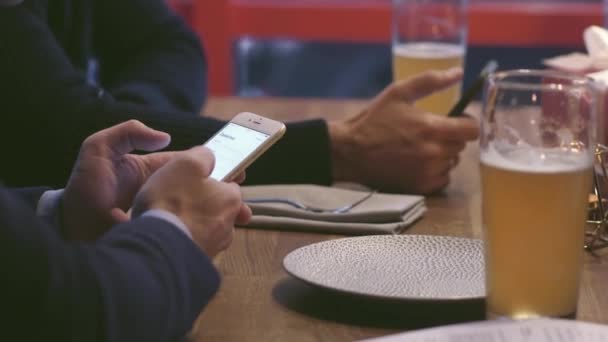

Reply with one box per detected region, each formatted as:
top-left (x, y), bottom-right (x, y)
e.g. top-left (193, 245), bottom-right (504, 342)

top-left (168, 0), bottom-right (604, 99)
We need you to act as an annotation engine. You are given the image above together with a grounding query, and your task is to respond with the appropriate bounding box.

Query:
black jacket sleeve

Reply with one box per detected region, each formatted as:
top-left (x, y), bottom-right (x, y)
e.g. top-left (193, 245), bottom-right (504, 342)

top-left (7, 187), bottom-right (49, 208)
top-left (0, 187), bottom-right (219, 342)
top-left (92, 0), bottom-right (207, 114)
top-left (0, 4), bottom-right (332, 188)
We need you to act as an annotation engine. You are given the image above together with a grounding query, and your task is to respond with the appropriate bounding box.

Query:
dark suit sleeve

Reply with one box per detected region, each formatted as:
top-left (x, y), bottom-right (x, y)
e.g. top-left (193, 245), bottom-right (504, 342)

top-left (93, 0), bottom-right (207, 114)
top-left (0, 187), bottom-right (219, 342)
top-left (7, 187), bottom-right (49, 209)
top-left (0, 4), bottom-right (332, 188)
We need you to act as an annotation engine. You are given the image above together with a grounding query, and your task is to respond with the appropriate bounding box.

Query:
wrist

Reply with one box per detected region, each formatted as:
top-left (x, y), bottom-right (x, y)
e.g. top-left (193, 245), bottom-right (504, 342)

top-left (134, 197), bottom-right (192, 230)
top-left (328, 120), bottom-right (360, 183)
top-left (141, 209), bottom-right (193, 240)
top-left (61, 190), bottom-right (98, 241)
top-left (60, 188), bottom-right (87, 241)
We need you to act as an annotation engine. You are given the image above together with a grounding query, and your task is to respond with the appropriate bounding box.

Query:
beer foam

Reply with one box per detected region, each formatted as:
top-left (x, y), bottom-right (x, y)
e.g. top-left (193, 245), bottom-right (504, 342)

top-left (392, 42), bottom-right (464, 59)
top-left (481, 143), bottom-right (592, 173)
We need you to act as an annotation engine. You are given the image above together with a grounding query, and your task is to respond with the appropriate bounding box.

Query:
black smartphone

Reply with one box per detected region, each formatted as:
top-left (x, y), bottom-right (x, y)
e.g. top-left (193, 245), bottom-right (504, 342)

top-left (447, 60), bottom-right (499, 117)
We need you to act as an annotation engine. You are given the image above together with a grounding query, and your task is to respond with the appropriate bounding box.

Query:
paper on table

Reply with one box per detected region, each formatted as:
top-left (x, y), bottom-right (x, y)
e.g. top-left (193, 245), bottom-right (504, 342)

top-left (358, 319), bottom-right (608, 342)
top-left (589, 68), bottom-right (608, 86)
top-left (543, 52), bottom-right (596, 74)
top-left (585, 26), bottom-right (608, 61)
top-left (543, 26), bottom-right (608, 73)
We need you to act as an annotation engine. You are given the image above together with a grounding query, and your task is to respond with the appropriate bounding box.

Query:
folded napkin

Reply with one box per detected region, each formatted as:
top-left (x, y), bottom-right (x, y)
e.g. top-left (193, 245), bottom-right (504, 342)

top-left (240, 184), bottom-right (426, 235)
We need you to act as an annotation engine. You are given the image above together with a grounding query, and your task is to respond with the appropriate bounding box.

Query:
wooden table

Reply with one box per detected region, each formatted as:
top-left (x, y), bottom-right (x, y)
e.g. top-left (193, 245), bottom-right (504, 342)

top-left (190, 96), bottom-right (608, 342)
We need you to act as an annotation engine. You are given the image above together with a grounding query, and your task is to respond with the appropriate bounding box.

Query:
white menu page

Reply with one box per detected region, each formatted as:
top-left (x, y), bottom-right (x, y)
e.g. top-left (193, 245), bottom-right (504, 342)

top-left (359, 319), bottom-right (608, 342)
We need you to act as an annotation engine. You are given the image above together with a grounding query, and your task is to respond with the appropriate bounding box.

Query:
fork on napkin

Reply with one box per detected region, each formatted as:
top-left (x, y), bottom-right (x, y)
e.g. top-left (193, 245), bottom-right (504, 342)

top-left (240, 184), bottom-right (426, 235)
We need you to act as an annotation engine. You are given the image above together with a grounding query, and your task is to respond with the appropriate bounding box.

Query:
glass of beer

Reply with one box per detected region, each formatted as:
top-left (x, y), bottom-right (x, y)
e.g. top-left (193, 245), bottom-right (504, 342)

top-left (392, 0), bottom-right (467, 115)
top-left (480, 70), bottom-right (598, 320)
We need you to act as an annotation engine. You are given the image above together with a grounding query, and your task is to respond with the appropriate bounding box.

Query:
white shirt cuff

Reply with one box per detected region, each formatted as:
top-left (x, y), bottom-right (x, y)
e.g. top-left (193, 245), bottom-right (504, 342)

top-left (36, 191), bottom-right (191, 240)
top-left (36, 189), bottom-right (65, 226)
top-left (141, 209), bottom-right (193, 240)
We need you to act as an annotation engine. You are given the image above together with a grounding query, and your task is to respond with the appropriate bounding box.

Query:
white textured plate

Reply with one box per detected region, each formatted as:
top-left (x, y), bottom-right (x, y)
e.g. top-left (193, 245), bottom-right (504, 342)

top-left (283, 235), bottom-right (485, 301)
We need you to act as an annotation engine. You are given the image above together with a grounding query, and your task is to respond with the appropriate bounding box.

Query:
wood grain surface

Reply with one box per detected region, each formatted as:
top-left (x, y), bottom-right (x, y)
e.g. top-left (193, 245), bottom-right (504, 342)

top-left (186, 97), bottom-right (608, 342)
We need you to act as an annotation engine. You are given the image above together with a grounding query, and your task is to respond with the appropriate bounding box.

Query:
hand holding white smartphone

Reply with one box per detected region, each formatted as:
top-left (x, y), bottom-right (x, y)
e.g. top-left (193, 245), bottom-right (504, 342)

top-left (203, 112), bottom-right (286, 181)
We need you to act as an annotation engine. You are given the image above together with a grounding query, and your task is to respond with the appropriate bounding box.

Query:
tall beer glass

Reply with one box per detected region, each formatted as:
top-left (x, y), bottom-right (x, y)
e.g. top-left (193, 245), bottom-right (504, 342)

top-left (392, 0), bottom-right (467, 115)
top-left (480, 70), bottom-right (597, 319)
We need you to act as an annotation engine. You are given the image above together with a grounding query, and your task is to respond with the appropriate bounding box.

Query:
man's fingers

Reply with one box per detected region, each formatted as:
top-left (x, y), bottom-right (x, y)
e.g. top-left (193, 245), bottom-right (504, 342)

top-left (424, 115), bottom-right (480, 142)
top-left (437, 155), bottom-right (460, 176)
top-left (235, 203), bottom-right (252, 226)
top-left (231, 172), bottom-right (246, 184)
top-left (181, 146), bottom-right (216, 178)
top-left (139, 151), bottom-right (179, 173)
top-left (445, 141), bottom-right (467, 156)
top-left (419, 174), bottom-right (451, 195)
top-left (222, 182), bottom-right (250, 225)
top-left (110, 208), bottom-right (130, 224)
top-left (389, 67), bottom-right (463, 104)
top-left (150, 146), bottom-right (215, 186)
top-left (460, 112), bottom-right (476, 120)
top-left (85, 120), bottom-right (171, 158)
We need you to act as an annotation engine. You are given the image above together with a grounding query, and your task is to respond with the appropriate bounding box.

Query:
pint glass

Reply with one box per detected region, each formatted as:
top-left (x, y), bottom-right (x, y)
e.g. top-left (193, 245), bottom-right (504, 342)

top-left (480, 70), bottom-right (597, 319)
top-left (392, 0), bottom-right (467, 114)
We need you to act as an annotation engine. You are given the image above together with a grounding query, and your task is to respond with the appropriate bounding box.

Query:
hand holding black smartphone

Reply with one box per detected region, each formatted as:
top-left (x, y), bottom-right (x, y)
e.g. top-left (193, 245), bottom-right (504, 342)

top-left (447, 60), bottom-right (499, 117)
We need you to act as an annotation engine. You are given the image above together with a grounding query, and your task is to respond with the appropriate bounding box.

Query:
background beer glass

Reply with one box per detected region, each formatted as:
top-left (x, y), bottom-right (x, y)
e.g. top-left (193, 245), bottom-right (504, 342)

top-left (480, 70), bottom-right (597, 320)
top-left (392, 0), bottom-right (467, 115)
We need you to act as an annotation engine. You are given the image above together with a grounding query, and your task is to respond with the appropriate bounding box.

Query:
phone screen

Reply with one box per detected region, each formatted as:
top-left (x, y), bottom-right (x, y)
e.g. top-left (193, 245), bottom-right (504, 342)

top-left (204, 123), bottom-right (271, 181)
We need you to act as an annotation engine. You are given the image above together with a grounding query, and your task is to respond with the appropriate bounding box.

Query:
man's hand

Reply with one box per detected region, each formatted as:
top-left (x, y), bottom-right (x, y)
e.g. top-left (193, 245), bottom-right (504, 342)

top-left (132, 146), bottom-right (251, 258)
top-left (62, 120), bottom-right (177, 241)
top-left (328, 68), bottom-right (479, 194)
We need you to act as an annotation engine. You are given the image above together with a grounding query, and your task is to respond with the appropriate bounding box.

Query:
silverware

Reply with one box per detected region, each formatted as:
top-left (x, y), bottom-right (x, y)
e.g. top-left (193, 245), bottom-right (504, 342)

top-left (245, 190), bottom-right (376, 214)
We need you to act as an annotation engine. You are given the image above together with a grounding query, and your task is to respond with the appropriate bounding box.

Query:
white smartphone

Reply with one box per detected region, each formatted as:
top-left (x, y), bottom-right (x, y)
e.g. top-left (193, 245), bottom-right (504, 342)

top-left (203, 112), bottom-right (286, 181)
